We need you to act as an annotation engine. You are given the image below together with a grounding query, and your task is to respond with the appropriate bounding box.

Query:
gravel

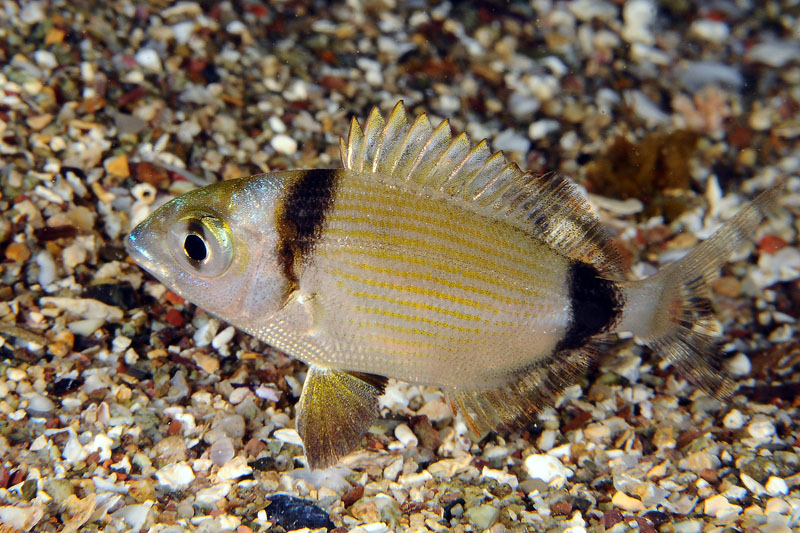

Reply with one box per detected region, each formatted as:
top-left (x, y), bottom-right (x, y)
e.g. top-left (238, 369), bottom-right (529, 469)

top-left (0, 1), bottom-right (798, 532)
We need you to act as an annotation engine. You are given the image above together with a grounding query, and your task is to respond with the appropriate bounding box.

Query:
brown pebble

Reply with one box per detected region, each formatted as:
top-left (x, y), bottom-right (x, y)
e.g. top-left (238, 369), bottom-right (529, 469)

top-left (342, 483), bottom-right (364, 507)
top-left (758, 234), bottom-right (787, 255)
top-left (5, 242), bottom-right (31, 262)
top-left (165, 308), bottom-right (185, 328)
top-left (409, 415), bottom-right (441, 450)
top-left (132, 162), bottom-right (169, 187)
top-left (603, 509), bottom-right (624, 528)
top-left (713, 276), bottom-right (741, 298)
top-left (699, 468), bottom-right (718, 484)
top-left (243, 438), bottom-right (266, 458)
top-left (551, 500), bottom-right (572, 516)
top-left (167, 418), bottom-right (183, 436)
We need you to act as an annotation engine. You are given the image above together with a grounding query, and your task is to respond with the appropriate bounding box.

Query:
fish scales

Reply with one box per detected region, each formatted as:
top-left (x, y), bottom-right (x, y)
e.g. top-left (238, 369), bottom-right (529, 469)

top-left (127, 101), bottom-right (784, 468)
top-left (293, 171), bottom-right (574, 384)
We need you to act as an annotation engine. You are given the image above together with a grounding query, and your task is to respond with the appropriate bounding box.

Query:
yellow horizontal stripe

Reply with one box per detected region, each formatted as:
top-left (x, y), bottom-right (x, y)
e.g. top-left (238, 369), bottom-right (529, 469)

top-left (320, 246), bottom-right (542, 301)
top-left (327, 213), bottom-right (542, 274)
top-left (333, 197), bottom-right (538, 266)
top-left (324, 228), bottom-right (537, 285)
top-left (337, 257), bottom-right (529, 307)
top-left (349, 319), bottom-right (492, 344)
top-left (342, 286), bottom-right (487, 323)
top-left (352, 304), bottom-right (487, 334)
top-left (333, 268), bottom-right (499, 314)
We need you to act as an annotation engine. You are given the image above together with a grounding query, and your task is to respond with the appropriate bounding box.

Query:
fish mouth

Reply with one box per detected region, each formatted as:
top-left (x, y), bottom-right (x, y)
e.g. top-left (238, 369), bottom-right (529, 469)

top-left (126, 225), bottom-right (171, 282)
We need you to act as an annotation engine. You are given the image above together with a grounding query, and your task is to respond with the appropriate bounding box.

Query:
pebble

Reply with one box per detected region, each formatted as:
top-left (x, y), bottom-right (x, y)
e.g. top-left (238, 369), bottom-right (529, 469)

top-left (765, 476), bottom-right (789, 496)
top-left (765, 497), bottom-right (791, 515)
top-left (217, 456), bottom-right (253, 482)
top-left (195, 483), bottom-right (232, 507)
top-left (40, 297), bottom-right (124, 322)
top-left (36, 250), bottom-right (57, 287)
top-left (134, 48), bottom-right (163, 73)
top-left (111, 502), bottom-right (154, 532)
top-left (62, 432), bottom-right (88, 464)
top-left (494, 129), bottom-right (530, 154)
top-left (193, 352), bottom-right (220, 374)
top-left (621, 0), bottom-right (656, 45)
top-left (722, 409), bottom-right (746, 430)
top-left (155, 462), bottom-right (196, 490)
top-left (746, 41), bottom-right (800, 68)
top-left (524, 454), bottom-right (571, 488)
top-left (66, 318), bottom-right (106, 337)
top-left (0, 505), bottom-right (44, 531)
top-left (703, 494), bottom-right (742, 519)
top-left (726, 352), bottom-right (752, 376)
top-left (193, 318), bottom-right (219, 347)
top-left (394, 423), bottom-right (418, 448)
top-left (211, 326), bottom-right (236, 351)
top-left (104, 154), bottom-right (130, 178)
top-left (271, 134), bottom-right (298, 155)
top-left (273, 428), bottom-right (304, 447)
top-left (5, 242), bottom-right (31, 263)
top-left (528, 119), bottom-right (560, 141)
top-left (209, 437), bottom-right (235, 467)
top-left (62, 243), bottom-right (87, 271)
top-left (690, 20), bottom-right (730, 44)
top-left (464, 504), bottom-right (500, 530)
top-left (25, 393), bottom-right (55, 416)
top-left (568, 0), bottom-right (617, 22)
top-left (612, 491), bottom-right (644, 512)
top-left (747, 416), bottom-right (776, 440)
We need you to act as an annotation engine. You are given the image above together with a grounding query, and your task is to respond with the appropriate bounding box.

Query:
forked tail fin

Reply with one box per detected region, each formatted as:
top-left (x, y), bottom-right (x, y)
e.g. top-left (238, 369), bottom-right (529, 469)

top-left (615, 183), bottom-right (785, 397)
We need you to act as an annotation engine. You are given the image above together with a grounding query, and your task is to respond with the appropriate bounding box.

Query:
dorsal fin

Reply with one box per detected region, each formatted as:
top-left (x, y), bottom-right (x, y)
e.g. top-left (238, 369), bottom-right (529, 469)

top-left (340, 102), bottom-right (624, 277)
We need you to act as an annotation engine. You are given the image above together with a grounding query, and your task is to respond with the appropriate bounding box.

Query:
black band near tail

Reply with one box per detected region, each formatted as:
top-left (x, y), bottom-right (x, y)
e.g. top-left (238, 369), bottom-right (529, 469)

top-left (556, 261), bottom-right (623, 352)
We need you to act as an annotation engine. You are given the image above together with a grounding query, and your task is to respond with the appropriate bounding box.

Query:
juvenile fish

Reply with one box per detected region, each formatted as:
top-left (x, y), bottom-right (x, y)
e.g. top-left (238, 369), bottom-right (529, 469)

top-left (127, 102), bottom-right (783, 468)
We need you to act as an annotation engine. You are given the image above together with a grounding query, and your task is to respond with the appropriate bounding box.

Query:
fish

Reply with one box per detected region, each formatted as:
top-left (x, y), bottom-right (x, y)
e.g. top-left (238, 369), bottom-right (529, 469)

top-left (127, 101), bottom-right (783, 469)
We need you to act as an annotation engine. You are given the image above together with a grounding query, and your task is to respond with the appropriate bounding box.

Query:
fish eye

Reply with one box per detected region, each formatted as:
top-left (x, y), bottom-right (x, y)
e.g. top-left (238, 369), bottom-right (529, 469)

top-left (168, 215), bottom-right (233, 277)
top-left (184, 233), bottom-right (208, 262)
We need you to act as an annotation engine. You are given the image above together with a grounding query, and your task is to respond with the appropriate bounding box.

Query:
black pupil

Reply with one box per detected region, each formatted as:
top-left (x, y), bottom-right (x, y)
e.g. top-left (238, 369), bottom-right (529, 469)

top-left (184, 233), bottom-right (208, 262)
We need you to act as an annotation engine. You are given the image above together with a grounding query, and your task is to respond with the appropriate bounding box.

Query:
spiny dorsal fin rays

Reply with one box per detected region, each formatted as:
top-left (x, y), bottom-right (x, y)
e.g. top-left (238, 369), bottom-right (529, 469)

top-left (427, 131), bottom-right (471, 188)
top-left (391, 113), bottom-right (434, 178)
top-left (406, 119), bottom-right (452, 186)
top-left (374, 101), bottom-right (410, 174)
top-left (357, 107), bottom-right (385, 173)
top-left (340, 101), bottom-right (624, 277)
top-left (343, 116), bottom-right (364, 171)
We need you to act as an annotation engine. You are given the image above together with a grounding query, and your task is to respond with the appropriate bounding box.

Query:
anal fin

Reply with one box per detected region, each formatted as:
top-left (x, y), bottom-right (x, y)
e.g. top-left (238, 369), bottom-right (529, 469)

top-left (447, 344), bottom-right (604, 438)
top-left (296, 366), bottom-right (383, 469)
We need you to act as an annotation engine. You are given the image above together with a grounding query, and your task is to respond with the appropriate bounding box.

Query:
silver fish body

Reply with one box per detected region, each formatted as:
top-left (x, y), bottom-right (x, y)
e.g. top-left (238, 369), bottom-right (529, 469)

top-left (127, 102), bottom-right (782, 468)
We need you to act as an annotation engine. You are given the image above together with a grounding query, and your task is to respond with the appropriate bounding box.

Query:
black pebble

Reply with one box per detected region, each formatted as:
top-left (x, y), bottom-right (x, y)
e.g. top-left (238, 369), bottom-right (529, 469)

top-left (51, 377), bottom-right (83, 396)
top-left (264, 494), bottom-right (335, 531)
top-left (82, 283), bottom-right (140, 310)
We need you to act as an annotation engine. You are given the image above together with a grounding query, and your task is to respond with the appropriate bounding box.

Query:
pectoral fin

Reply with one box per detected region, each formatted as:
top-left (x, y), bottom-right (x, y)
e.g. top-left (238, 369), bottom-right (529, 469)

top-left (296, 365), bottom-right (385, 469)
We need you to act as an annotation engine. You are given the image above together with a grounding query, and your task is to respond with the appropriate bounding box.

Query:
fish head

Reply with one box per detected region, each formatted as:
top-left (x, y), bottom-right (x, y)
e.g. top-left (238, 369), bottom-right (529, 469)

top-left (126, 174), bottom-right (294, 325)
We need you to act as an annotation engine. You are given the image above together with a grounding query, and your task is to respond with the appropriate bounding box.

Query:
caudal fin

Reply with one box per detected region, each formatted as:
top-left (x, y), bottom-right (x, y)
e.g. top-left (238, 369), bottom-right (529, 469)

top-left (615, 183), bottom-right (784, 398)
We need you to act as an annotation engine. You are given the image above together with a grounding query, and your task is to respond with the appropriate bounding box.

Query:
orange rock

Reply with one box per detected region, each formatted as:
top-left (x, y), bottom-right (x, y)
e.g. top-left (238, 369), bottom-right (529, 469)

top-left (165, 291), bottom-right (185, 306)
top-left (5, 242), bottom-right (31, 262)
top-left (105, 154), bottom-right (130, 178)
top-left (45, 28), bottom-right (66, 45)
top-left (759, 234), bottom-right (787, 255)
